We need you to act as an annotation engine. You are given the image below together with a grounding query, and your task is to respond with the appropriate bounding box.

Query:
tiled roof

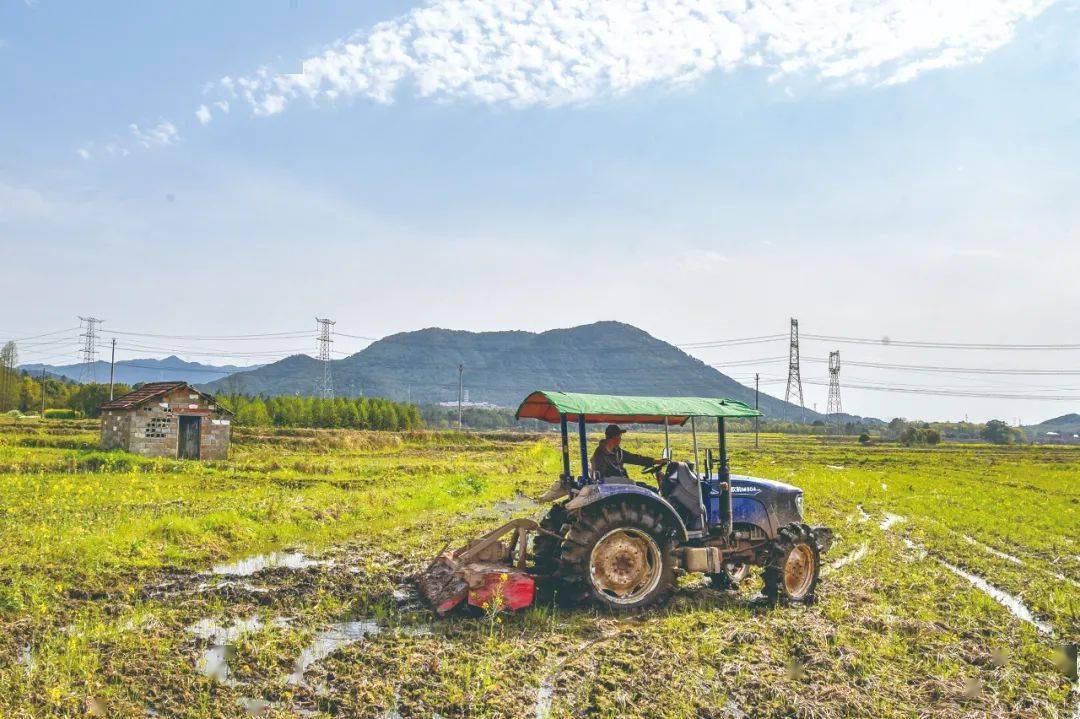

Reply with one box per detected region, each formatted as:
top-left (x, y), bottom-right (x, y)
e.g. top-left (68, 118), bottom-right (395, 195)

top-left (98, 381), bottom-right (231, 414)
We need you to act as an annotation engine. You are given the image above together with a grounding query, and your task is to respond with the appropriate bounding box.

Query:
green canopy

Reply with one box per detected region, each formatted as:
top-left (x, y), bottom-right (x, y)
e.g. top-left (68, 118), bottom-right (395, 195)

top-left (515, 390), bottom-right (762, 425)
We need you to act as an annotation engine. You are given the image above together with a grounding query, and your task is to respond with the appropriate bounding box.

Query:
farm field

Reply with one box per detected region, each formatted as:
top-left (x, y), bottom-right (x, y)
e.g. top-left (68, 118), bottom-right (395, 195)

top-left (0, 418), bottom-right (1076, 718)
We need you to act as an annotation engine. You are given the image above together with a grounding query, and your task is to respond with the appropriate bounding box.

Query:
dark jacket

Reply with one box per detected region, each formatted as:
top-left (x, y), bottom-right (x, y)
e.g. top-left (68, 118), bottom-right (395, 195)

top-left (591, 442), bottom-right (654, 478)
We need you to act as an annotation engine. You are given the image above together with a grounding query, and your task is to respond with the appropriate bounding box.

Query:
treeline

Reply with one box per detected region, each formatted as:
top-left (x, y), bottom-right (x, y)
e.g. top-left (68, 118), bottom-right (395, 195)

top-left (0, 360), bottom-right (131, 419)
top-left (216, 394), bottom-right (423, 431)
top-left (419, 404), bottom-right (549, 431)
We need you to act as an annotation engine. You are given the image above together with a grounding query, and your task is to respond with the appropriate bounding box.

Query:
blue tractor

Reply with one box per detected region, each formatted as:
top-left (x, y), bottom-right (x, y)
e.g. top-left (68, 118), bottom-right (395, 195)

top-left (418, 391), bottom-right (833, 613)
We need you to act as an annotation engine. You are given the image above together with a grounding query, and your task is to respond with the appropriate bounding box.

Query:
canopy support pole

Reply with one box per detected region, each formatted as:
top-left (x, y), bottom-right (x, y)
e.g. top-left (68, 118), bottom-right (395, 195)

top-left (664, 416), bottom-right (670, 458)
top-left (577, 415), bottom-right (589, 480)
top-left (718, 417), bottom-right (729, 480)
top-left (559, 414), bottom-right (571, 479)
top-left (691, 417), bottom-right (699, 470)
top-left (719, 417), bottom-right (732, 536)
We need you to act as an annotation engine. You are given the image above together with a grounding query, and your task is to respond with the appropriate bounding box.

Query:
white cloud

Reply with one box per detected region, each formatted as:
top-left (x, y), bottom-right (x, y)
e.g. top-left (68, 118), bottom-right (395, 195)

top-left (195, 104), bottom-right (213, 125)
top-left (76, 147), bottom-right (91, 160)
top-left (129, 120), bottom-right (180, 148)
top-left (213, 0), bottom-right (1057, 116)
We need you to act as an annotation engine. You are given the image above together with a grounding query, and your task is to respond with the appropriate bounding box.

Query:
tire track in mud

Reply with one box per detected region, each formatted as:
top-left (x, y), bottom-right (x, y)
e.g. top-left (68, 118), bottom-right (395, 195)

top-left (823, 543), bottom-right (868, 575)
top-left (871, 509), bottom-right (1078, 717)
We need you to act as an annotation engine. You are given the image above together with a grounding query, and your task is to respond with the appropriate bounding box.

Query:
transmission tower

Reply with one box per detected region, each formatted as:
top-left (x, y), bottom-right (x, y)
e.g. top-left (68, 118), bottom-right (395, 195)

top-left (784, 318), bottom-right (804, 408)
top-left (78, 317), bottom-right (103, 383)
top-left (315, 318), bottom-right (335, 398)
top-left (826, 350), bottom-right (842, 433)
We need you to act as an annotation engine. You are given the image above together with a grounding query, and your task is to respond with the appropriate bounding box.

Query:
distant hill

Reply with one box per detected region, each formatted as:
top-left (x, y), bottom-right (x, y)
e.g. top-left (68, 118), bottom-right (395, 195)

top-left (832, 412), bottom-right (886, 428)
top-left (20, 356), bottom-right (262, 386)
top-left (1027, 413), bottom-right (1080, 434)
top-left (204, 321), bottom-right (820, 422)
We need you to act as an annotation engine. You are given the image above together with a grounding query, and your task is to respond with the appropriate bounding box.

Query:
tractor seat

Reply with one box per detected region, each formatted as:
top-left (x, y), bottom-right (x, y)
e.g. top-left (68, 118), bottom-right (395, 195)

top-left (661, 462), bottom-right (706, 532)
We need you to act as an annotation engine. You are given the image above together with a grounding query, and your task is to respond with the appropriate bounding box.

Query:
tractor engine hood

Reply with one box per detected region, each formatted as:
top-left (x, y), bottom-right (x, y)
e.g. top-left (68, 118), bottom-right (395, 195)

top-left (728, 474), bottom-right (804, 534)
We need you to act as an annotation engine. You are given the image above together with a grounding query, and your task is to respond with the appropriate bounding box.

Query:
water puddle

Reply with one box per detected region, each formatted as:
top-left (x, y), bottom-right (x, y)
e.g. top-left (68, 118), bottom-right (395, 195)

top-left (187, 615), bottom-right (288, 685)
top-left (17, 645), bottom-right (34, 674)
top-left (878, 516), bottom-right (1054, 636)
top-left (237, 697), bottom-right (276, 715)
top-left (287, 618), bottom-right (434, 685)
top-left (722, 699), bottom-right (747, 719)
top-left (890, 535), bottom-right (1054, 637)
top-left (879, 513), bottom-right (906, 531)
top-left (960, 534), bottom-right (1025, 566)
top-left (289, 620), bottom-right (375, 685)
top-left (492, 494), bottom-right (540, 514)
top-left (827, 543), bottom-right (868, 572)
top-left (535, 679), bottom-right (554, 719)
top-left (936, 558), bottom-right (1055, 636)
top-left (212, 552), bottom-right (329, 576)
top-left (901, 538), bottom-right (928, 559)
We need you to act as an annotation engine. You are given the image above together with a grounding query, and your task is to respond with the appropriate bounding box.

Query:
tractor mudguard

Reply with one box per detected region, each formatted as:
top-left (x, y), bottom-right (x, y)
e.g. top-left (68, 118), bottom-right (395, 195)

top-left (732, 497), bottom-right (774, 537)
top-left (565, 484), bottom-right (689, 541)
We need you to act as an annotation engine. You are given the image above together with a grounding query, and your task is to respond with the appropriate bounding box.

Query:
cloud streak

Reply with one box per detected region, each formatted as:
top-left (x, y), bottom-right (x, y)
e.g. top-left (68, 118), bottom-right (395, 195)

top-left (205, 0), bottom-right (1056, 120)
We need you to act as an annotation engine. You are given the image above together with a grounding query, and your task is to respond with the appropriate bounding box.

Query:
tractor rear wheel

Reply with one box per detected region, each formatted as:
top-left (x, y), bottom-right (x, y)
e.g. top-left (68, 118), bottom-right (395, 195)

top-left (558, 501), bottom-right (676, 611)
top-left (532, 502), bottom-right (570, 576)
top-left (763, 523), bottom-right (823, 604)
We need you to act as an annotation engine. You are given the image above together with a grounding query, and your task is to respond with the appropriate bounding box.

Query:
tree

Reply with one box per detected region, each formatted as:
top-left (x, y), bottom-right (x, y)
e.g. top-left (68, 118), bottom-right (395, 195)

top-left (981, 419), bottom-right (1022, 445)
top-left (18, 375), bottom-right (41, 413)
top-left (68, 383), bottom-right (131, 418)
top-left (235, 398), bottom-right (271, 427)
top-left (0, 342), bottom-right (17, 412)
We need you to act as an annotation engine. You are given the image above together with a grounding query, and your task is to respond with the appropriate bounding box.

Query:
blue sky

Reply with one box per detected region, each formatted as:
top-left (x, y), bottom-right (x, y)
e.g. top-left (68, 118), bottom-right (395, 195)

top-left (2, 0), bottom-right (1078, 421)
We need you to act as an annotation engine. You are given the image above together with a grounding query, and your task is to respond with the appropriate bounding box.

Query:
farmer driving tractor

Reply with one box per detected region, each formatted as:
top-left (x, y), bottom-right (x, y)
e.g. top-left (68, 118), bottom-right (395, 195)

top-left (591, 424), bottom-right (666, 478)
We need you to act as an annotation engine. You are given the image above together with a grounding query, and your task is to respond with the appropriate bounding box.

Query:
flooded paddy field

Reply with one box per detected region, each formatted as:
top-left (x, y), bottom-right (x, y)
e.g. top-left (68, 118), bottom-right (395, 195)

top-left (0, 419), bottom-right (1076, 718)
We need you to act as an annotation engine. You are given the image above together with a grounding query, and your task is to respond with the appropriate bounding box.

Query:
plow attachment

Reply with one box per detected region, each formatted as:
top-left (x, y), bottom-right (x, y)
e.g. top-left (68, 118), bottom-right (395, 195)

top-left (415, 518), bottom-right (555, 614)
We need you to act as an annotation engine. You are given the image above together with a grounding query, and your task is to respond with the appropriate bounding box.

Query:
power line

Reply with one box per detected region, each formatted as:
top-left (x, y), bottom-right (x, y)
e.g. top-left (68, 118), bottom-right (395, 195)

top-left (683, 332), bottom-right (1080, 351)
top-left (800, 333), bottom-right (1080, 351)
top-left (679, 334), bottom-right (788, 349)
top-left (0, 327), bottom-right (80, 342)
top-left (803, 357), bottom-right (1080, 376)
top-left (802, 378), bottom-right (1080, 401)
top-left (332, 331), bottom-right (380, 341)
top-left (106, 329), bottom-right (313, 340)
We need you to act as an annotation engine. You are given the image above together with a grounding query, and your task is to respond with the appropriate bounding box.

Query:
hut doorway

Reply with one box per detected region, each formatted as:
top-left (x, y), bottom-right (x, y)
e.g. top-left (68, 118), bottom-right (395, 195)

top-left (179, 416), bottom-right (201, 459)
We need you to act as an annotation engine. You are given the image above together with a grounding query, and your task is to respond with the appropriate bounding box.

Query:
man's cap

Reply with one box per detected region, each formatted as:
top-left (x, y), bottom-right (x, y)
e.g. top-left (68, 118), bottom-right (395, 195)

top-left (605, 424), bottom-right (627, 439)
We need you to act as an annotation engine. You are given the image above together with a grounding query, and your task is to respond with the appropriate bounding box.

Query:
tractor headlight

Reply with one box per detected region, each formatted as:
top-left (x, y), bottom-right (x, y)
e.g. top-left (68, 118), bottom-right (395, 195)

top-left (795, 493), bottom-right (804, 519)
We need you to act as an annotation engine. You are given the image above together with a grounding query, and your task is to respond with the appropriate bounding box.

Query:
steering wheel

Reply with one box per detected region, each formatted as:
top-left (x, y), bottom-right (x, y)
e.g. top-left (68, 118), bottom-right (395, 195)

top-left (641, 460), bottom-right (667, 476)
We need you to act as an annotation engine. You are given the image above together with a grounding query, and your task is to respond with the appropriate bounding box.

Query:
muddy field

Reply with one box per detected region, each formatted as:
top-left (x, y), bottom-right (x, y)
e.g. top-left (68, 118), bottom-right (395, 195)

top-left (0, 419), bottom-right (1076, 718)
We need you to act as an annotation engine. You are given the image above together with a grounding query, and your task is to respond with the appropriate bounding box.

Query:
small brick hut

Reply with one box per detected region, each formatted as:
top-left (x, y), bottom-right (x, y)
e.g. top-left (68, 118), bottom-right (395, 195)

top-left (99, 381), bottom-right (233, 460)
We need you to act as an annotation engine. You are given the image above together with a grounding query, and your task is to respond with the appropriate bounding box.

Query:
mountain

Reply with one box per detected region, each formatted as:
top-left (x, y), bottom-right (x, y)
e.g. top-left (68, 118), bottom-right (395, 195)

top-left (20, 356), bottom-right (262, 386)
top-left (204, 322), bottom-right (820, 422)
top-left (1027, 413), bottom-right (1080, 434)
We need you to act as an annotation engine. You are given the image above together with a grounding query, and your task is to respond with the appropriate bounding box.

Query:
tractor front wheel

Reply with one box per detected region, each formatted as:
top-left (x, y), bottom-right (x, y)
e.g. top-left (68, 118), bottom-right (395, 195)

top-left (710, 561), bottom-right (750, 591)
top-left (559, 501), bottom-right (676, 611)
top-left (763, 523), bottom-right (823, 604)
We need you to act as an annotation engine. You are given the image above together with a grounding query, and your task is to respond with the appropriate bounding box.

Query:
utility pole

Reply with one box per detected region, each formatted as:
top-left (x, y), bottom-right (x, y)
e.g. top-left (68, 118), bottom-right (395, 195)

top-left (784, 318), bottom-right (804, 410)
top-left (826, 350), bottom-right (842, 435)
top-left (78, 316), bottom-right (103, 383)
top-left (457, 364), bottom-right (464, 430)
top-left (108, 338), bottom-right (117, 400)
top-left (315, 318), bottom-right (335, 398)
top-left (754, 372), bottom-right (760, 449)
